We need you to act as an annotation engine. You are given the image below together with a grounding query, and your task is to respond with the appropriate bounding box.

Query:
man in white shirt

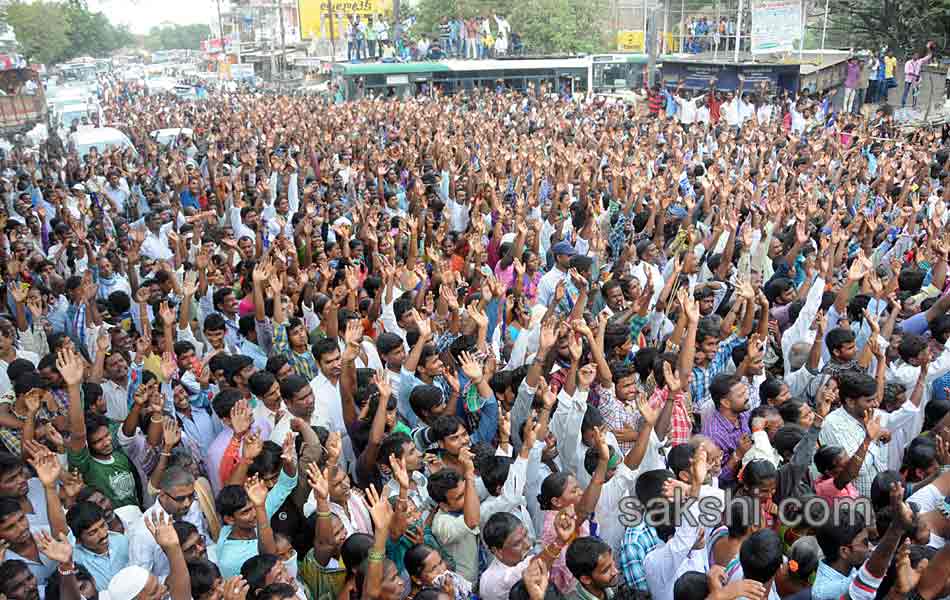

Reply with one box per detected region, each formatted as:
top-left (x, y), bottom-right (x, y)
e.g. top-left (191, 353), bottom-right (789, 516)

top-left (722, 90), bottom-right (742, 128)
top-left (642, 447), bottom-right (709, 600)
top-left (127, 467), bottom-right (208, 581)
top-left (103, 172), bottom-right (130, 214)
top-left (137, 211), bottom-right (174, 262)
top-left (536, 241), bottom-right (575, 308)
top-left (674, 84), bottom-right (705, 132)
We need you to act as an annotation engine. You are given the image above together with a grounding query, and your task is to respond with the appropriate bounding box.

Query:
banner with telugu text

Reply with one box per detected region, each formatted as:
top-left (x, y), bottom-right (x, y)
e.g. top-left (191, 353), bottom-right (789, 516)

top-left (298, 0), bottom-right (392, 39)
top-left (750, 0), bottom-right (802, 54)
top-left (616, 31), bottom-right (645, 52)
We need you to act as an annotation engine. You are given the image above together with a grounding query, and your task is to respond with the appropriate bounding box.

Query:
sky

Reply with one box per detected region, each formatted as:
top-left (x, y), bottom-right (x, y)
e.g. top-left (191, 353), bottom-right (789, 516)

top-left (87, 0), bottom-right (216, 35)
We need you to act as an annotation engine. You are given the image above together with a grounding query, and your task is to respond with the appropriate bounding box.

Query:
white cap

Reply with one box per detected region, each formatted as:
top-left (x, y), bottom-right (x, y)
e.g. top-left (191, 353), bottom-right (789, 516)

top-left (106, 566), bottom-right (150, 600)
top-left (500, 233), bottom-right (516, 245)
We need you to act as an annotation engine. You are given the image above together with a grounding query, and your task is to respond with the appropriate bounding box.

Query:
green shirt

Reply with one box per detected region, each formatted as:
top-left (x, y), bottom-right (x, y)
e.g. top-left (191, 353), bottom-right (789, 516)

top-left (67, 447), bottom-right (138, 508)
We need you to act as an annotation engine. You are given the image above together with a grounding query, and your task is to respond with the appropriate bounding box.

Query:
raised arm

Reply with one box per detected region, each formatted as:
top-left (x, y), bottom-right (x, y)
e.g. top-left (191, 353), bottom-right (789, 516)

top-left (146, 512), bottom-right (193, 600)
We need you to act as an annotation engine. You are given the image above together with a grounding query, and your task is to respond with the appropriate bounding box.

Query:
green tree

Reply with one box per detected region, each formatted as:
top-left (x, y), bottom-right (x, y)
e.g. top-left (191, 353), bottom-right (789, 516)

top-left (64, 0), bottom-right (134, 57)
top-left (824, 0), bottom-right (949, 55)
top-left (412, 0), bottom-right (607, 54)
top-left (144, 24), bottom-right (212, 51)
top-left (2, 1), bottom-right (71, 64)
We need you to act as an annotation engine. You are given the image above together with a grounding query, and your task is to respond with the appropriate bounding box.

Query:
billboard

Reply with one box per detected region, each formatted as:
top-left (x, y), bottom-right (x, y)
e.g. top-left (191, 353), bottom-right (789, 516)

top-left (298, 0), bottom-right (392, 39)
top-left (750, 0), bottom-right (802, 55)
top-left (616, 31), bottom-right (645, 52)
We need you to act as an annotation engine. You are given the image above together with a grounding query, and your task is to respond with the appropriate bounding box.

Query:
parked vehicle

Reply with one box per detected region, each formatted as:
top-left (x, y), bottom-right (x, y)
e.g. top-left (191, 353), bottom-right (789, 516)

top-left (68, 127), bottom-right (136, 159)
top-left (150, 127), bottom-right (193, 146)
top-left (0, 68), bottom-right (47, 136)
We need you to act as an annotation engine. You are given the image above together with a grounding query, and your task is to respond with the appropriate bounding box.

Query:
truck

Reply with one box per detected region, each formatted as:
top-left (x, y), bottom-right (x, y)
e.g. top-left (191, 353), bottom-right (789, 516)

top-left (0, 68), bottom-right (47, 136)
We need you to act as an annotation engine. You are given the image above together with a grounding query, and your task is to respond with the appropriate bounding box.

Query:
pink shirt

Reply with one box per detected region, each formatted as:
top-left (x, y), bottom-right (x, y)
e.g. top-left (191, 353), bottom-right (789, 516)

top-left (904, 54), bottom-right (931, 80)
top-left (815, 475), bottom-right (859, 501)
top-left (541, 510), bottom-right (590, 595)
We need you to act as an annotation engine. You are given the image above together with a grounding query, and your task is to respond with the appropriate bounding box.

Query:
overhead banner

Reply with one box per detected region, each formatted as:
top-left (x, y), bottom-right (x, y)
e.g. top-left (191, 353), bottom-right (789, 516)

top-left (750, 0), bottom-right (802, 54)
top-left (298, 0), bottom-right (392, 40)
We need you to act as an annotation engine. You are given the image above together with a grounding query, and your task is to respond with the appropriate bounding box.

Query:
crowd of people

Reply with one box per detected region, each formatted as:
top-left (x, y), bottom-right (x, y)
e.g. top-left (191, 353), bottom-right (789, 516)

top-left (0, 54), bottom-right (950, 600)
top-left (341, 13), bottom-right (520, 63)
top-left (680, 17), bottom-right (749, 55)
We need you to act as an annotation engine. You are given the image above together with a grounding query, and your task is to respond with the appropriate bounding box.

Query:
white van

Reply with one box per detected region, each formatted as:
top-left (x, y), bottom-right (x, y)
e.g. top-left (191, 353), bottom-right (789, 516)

top-left (150, 128), bottom-right (193, 146)
top-left (69, 127), bottom-right (136, 159)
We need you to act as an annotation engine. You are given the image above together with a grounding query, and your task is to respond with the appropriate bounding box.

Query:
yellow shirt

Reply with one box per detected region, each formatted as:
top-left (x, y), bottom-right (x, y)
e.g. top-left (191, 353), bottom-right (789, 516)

top-left (885, 56), bottom-right (897, 78)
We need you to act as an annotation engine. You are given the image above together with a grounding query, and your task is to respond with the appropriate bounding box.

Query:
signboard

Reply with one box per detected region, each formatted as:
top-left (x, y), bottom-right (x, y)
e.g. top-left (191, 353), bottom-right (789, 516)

top-left (231, 63), bottom-right (255, 81)
top-left (661, 61), bottom-right (799, 92)
top-left (385, 74), bottom-right (409, 85)
top-left (298, 0), bottom-right (392, 39)
top-left (616, 31), bottom-right (645, 52)
top-left (750, 0), bottom-right (802, 54)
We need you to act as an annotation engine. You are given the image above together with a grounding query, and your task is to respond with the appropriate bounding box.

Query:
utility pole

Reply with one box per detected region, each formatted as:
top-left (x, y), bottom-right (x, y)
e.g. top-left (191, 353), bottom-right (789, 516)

top-left (216, 0), bottom-right (224, 49)
top-left (278, 0), bottom-right (287, 86)
top-left (327, 0), bottom-right (336, 63)
top-left (646, 1), bottom-right (659, 86)
top-left (394, 0), bottom-right (401, 48)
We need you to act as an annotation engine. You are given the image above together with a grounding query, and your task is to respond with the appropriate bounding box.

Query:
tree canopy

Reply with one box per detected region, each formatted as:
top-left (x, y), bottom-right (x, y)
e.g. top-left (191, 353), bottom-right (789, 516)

top-left (412, 0), bottom-right (609, 55)
top-left (822, 0), bottom-right (950, 55)
top-left (2, 0), bottom-right (133, 64)
top-left (143, 23), bottom-right (213, 51)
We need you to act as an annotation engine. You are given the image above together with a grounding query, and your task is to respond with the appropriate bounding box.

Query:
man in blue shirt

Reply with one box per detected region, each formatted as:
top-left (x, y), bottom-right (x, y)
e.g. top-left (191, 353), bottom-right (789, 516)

top-left (813, 512), bottom-right (870, 600)
top-left (68, 501), bottom-right (130, 591)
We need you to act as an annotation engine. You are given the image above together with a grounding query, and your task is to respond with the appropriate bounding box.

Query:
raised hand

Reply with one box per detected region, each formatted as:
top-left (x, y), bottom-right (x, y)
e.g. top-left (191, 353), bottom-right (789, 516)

top-left (145, 511), bottom-right (180, 548)
top-left (539, 319), bottom-right (558, 351)
top-left (242, 431), bottom-right (263, 461)
top-left (372, 370), bottom-right (392, 404)
top-left (158, 302), bottom-right (175, 327)
top-left (22, 389), bottom-right (43, 416)
top-left (865, 409), bottom-right (883, 440)
top-left (305, 462), bottom-right (330, 500)
top-left (95, 331), bottom-right (111, 356)
top-left (7, 282), bottom-right (27, 305)
top-left (220, 577), bottom-right (250, 600)
top-left (635, 391), bottom-right (659, 426)
top-left (56, 348), bottom-right (85, 387)
top-left (690, 445), bottom-right (709, 486)
top-left (389, 454), bottom-right (411, 490)
top-left (182, 271), bottom-right (199, 297)
top-left (27, 447), bottom-right (61, 488)
top-left (458, 351), bottom-right (484, 382)
top-left (592, 425), bottom-right (610, 459)
top-left (663, 361), bottom-right (682, 394)
top-left (34, 530), bottom-right (73, 564)
top-left (162, 417), bottom-right (181, 451)
top-left (552, 510), bottom-right (576, 544)
top-left (230, 400), bottom-right (253, 436)
top-left (458, 447), bottom-right (476, 478)
top-left (577, 363), bottom-right (597, 390)
top-left (365, 484), bottom-right (394, 530)
top-left (244, 475), bottom-right (268, 507)
top-left (325, 431), bottom-right (342, 464)
top-left (160, 352), bottom-right (178, 380)
top-left (280, 431), bottom-right (296, 467)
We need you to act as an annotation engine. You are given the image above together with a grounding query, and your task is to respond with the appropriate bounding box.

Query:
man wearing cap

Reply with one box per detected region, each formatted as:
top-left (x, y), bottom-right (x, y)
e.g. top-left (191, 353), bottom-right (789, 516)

top-left (128, 467), bottom-right (208, 581)
top-left (537, 241), bottom-right (576, 308)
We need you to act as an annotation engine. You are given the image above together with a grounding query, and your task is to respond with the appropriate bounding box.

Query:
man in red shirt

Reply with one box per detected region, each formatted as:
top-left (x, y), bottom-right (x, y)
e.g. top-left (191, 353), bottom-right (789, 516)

top-left (706, 78), bottom-right (722, 124)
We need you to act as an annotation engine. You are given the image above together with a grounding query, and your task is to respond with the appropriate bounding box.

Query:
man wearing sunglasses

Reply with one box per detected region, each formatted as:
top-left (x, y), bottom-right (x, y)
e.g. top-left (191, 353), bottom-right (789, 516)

top-left (127, 466), bottom-right (208, 581)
